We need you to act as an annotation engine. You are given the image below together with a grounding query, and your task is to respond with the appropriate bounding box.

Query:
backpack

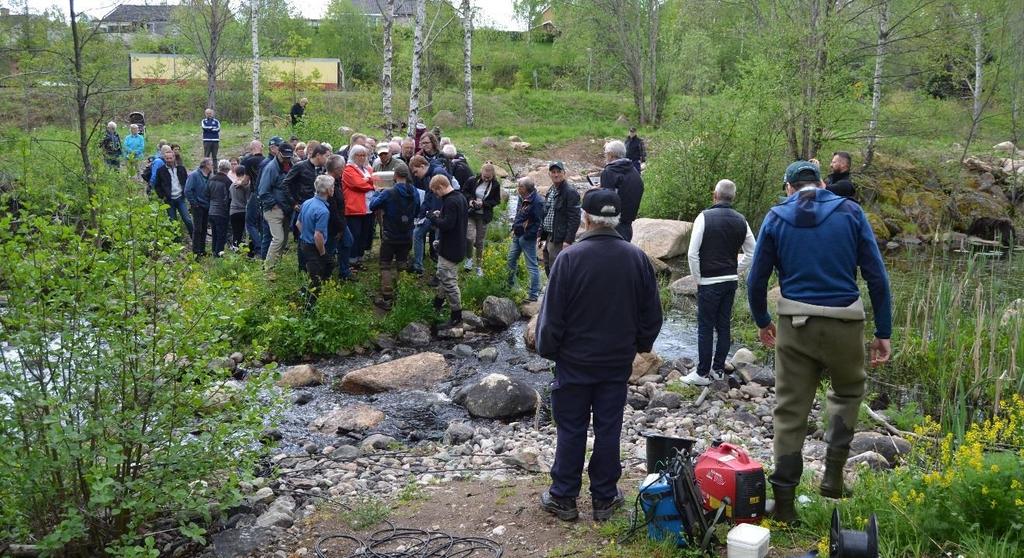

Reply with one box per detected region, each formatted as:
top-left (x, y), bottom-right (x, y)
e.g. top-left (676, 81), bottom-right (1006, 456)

top-left (140, 156), bottom-right (156, 182)
top-left (394, 188), bottom-right (417, 235)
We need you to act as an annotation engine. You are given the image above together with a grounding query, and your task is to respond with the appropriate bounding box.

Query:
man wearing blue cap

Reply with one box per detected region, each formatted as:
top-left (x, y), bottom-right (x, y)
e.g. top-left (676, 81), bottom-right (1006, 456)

top-left (536, 188), bottom-right (663, 523)
top-left (747, 160), bottom-right (893, 523)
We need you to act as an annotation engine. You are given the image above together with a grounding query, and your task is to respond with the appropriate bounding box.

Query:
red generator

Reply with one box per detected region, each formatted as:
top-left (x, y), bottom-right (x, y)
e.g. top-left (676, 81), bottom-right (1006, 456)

top-left (694, 441), bottom-right (766, 524)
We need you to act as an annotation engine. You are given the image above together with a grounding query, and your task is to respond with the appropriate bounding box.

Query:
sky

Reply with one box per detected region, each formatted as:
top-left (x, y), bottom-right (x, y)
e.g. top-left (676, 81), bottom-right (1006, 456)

top-left (14, 0), bottom-right (526, 30)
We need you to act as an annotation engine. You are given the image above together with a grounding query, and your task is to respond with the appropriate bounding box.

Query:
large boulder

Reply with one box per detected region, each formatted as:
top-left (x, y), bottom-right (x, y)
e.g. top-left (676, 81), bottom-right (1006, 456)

top-left (849, 431), bottom-right (911, 465)
top-left (276, 364), bottom-right (325, 388)
top-left (398, 321), bottom-right (432, 347)
top-left (455, 373), bottom-right (539, 419)
top-left (335, 352), bottom-right (450, 394)
top-left (629, 352), bottom-right (664, 384)
top-left (669, 275), bottom-right (698, 297)
top-left (201, 380), bottom-right (245, 413)
top-left (993, 141), bottom-right (1018, 153)
top-left (949, 191), bottom-right (1011, 232)
top-left (631, 218), bottom-right (693, 259)
top-left (524, 314), bottom-right (538, 352)
top-left (309, 404), bottom-right (384, 435)
top-left (482, 296), bottom-right (520, 329)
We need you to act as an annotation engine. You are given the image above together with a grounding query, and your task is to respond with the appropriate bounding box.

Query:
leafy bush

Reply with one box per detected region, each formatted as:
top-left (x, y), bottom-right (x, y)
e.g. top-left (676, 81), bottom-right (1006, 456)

top-left (0, 180), bottom-right (276, 556)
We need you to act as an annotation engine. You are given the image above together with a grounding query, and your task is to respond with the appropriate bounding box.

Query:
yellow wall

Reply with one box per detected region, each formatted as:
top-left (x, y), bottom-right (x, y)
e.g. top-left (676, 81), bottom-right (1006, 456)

top-left (129, 53), bottom-right (340, 88)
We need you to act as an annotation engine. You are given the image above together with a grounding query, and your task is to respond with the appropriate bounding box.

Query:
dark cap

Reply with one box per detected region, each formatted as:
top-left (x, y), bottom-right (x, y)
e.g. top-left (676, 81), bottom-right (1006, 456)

top-left (278, 142), bottom-right (294, 157)
top-left (549, 160), bottom-right (566, 171)
top-left (269, 136), bottom-right (284, 146)
top-left (582, 188), bottom-right (621, 217)
top-left (783, 160), bottom-right (821, 185)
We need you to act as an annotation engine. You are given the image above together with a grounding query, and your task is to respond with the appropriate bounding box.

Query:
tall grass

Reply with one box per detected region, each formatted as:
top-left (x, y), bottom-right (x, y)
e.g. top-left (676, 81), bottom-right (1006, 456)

top-left (888, 247), bottom-right (1024, 439)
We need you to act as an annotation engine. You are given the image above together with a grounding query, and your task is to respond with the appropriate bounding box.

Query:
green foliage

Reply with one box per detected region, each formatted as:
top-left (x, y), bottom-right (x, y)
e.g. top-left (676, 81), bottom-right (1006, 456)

top-left (340, 498), bottom-right (391, 531)
top-left (462, 240), bottom-right (519, 308)
top-left (380, 273), bottom-right (437, 334)
top-left (0, 178), bottom-right (276, 556)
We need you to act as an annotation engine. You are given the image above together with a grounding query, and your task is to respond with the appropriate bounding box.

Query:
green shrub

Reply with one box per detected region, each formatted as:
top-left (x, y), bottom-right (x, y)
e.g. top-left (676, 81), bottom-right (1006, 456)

top-left (0, 182), bottom-right (276, 556)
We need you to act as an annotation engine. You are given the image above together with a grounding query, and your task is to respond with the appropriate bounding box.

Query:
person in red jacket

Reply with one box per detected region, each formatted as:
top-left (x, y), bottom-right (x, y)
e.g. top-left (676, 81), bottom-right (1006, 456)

top-left (343, 145), bottom-right (377, 267)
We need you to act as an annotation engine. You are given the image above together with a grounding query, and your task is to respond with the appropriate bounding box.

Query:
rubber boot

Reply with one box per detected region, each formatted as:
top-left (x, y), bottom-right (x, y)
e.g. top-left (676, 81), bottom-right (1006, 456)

top-left (439, 309), bottom-right (463, 330)
top-left (767, 483), bottom-right (798, 524)
top-left (819, 451), bottom-right (852, 499)
top-left (433, 296), bottom-right (445, 311)
top-left (379, 265), bottom-right (396, 302)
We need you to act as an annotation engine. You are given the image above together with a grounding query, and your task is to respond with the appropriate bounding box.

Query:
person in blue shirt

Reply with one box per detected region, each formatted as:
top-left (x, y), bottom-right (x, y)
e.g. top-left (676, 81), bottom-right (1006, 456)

top-left (123, 124), bottom-right (145, 174)
top-left (746, 160), bottom-right (893, 523)
top-left (201, 108), bottom-right (221, 160)
top-left (184, 158), bottom-right (213, 256)
top-left (296, 175), bottom-right (334, 304)
top-left (368, 163), bottom-right (419, 309)
top-left (508, 177), bottom-right (544, 302)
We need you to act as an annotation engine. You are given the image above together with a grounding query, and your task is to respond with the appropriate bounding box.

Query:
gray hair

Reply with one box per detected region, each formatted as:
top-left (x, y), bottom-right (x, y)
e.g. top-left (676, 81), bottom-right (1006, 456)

top-left (200, 157), bottom-right (213, 170)
top-left (348, 144), bottom-right (369, 164)
top-left (604, 140), bottom-right (626, 159)
top-left (388, 140), bottom-right (401, 154)
top-left (160, 145), bottom-right (173, 154)
top-left (130, 124), bottom-right (139, 131)
top-left (217, 159), bottom-right (232, 173)
top-left (314, 174), bottom-right (334, 196)
top-left (249, 140), bottom-right (262, 152)
top-left (322, 142), bottom-right (333, 152)
top-left (714, 179), bottom-right (736, 202)
top-left (107, 121), bottom-right (116, 130)
top-left (585, 212), bottom-right (621, 229)
top-left (325, 154), bottom-right (345, 174)
top-left (440, 136), bottom-right (452, 147)
top-left (517, 177), bottom-right (536, 192)
top-left (441, 144), bottom-right (457, 158)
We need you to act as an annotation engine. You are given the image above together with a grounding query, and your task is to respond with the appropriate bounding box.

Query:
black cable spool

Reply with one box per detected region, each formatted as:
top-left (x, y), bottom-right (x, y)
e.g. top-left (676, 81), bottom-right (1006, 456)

top-left (829, 508), bottom-right (878, 558)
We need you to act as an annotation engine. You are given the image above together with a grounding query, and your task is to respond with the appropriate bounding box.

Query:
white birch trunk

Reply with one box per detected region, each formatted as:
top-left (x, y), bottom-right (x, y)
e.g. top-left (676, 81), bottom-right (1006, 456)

top-left (251, 0), bottom-right (261, 140)
top-left (382, 0), bottom-right (395, 137)
top-left (864, 0), bottom-right (888, 168)
top-left (972, 12), bottom-right (983, 124)
top-left (407, 0), bottom-right (426, 134)
top-left (461, 0), bottom-right (474, 127)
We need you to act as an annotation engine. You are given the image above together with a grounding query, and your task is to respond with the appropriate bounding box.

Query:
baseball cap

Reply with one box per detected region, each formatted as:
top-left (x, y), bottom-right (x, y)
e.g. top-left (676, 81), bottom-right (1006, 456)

top-left (582, 188), bottom-right (621, 217)
top-left (269, 136), bottom-right (284, 147)
top-left (783, 160), bottom-right (821, 185)
top-left (549, 161), bottom-right (566, 171)
top-left (278, 142), bottom-right (294, 157)
top-left (376, 144), bottom-right (390, 154)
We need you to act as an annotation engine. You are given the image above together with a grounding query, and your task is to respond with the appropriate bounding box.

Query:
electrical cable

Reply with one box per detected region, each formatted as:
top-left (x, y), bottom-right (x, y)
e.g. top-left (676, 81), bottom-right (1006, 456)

top-left (313, 520), bottom-right (502, 558)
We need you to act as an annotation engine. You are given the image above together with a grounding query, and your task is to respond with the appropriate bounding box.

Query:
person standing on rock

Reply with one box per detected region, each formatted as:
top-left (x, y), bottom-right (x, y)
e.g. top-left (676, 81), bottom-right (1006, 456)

top-left (537, 188), bottom-right (663, 522)
top-left (682, 179), bottom-right (756, 386)
top-left (426, 174), bottom-right (468, 330)
top-left (369, 164), bottom-right (419, 309)
top-left (508, 177), bottom-right (544, 302)
top-left (747, 160), bottom-right (892, 523)
top-left (539, 161), bottom-right (582, 276)
top-left (824, 151), bottom-right (856, 199)
top-left (599, 140), bottom-right (644, 241)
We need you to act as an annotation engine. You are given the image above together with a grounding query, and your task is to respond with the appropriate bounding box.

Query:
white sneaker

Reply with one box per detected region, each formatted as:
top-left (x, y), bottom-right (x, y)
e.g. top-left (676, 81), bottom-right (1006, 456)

top-left (475, 267), bottom-right (484, 277)
top-left (681, 370), bottom-right (712, 386)
top-left (464, 258), bottom-right (474, 271)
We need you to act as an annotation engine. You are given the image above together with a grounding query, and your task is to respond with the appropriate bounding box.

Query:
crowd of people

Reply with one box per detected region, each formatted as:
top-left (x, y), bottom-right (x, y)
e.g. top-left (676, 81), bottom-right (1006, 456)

top-left (99, 104), bottom-right (889, 527)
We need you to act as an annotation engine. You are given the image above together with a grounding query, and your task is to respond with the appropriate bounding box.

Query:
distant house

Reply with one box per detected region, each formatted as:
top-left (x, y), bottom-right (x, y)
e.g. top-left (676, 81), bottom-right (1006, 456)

top-left (532, 6), bottom-right (559, 37)
top-left (348, 0), bottom-right (416, 24)
top-left (98, 4), bottom-right (177, 35)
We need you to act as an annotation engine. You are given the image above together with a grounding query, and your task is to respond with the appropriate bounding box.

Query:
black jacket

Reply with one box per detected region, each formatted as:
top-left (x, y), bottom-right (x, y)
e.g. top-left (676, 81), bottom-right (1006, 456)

top-left (697, 203), bottom-right (748, 278)
top-left (600, 158), bottom-right (644, 226)
top-left (540, 181), bottom-right (582, 244)
top-left (450, 156), bottom-right (473, 189)
top-left (825, 171), bottom-right (856, 199)
top-left (462, 175), bottom-right (502, 223)
top-left (207, 172), bottom-right (233, 217)
top-left (284, 159), bottom-right (319, 205)
top-left (290, 103), bottom-right (305, 125)
top-left (241, 152), bottom-right (265, 183)
top-left (429, 190), bottom-right (469, 262)
top-left (327, 176), bottom-right (347, 239)
top-left (625, 135), bottom-right (646, 163)
top-left (536, 228), bottom-right (663, 385)
top-left (155, 164), bottom-right (189, 203)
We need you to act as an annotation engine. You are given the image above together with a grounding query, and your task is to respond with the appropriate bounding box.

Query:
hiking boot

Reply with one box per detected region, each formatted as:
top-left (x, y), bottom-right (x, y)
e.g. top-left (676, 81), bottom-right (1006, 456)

top-left (433, 296), bottom-right (445, 312)
top-left (438, 309), bottom-right (463, 330)
top-left (820, 452), bottom-right (852, 499)
top-left (592, 489), bottom-right (625, 522)
top-left (373, 297), bottom-right (393, 310)
top-left (680, 370), bottom-right (712, 386)
top-left (766, 484), bottom-right (799, 524)
top-left (427, 276), bottom-right (440, 287)
top-left (540, 490), bottom-right (578, 521)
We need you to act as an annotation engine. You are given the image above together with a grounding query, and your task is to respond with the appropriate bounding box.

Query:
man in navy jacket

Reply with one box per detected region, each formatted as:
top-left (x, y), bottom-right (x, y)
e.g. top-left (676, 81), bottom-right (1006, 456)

top-left (201, 108), bottom-right (220, 160)
top-left (536, 189), bottom-right (663, 522)
top-left (507, 178), bottom-right (544, 302)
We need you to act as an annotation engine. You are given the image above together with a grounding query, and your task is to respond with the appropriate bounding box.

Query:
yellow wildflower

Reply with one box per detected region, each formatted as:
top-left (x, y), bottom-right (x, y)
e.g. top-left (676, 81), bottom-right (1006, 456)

top-left (981, 485), bottom-right (989, 495)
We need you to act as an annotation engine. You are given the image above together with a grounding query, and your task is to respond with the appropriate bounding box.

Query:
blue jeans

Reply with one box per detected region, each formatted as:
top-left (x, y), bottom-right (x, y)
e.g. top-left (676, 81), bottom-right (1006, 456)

top-left (326, 227), bottom-right (354, 279)
top-left (411, 220), bottom-right (433, 272)
top-left (245, 200), bottom-right (264, 259)
top-left (507, 235), bottom-right (540, 299)
top-left (549, 378), bottom-right (628, 500)
top-left (210, 214), bottom-right (229, 255)
top-left (696, 281), bottom-right (738, 376)
top-left (166, 197), bottom-right (194, 236)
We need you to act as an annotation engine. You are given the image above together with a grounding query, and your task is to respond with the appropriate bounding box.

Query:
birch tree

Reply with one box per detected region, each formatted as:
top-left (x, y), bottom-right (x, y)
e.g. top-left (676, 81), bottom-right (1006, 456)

top-left (461, 0), bottom-right (474, 127)
top-left (380, 0), bottom-right (396, 137)
top-left (407, 0), bottom-right (426, 133)
top-left (864, 0), bottom-right (889, 168)
top-left (251, 0), bottom-right (261, 139)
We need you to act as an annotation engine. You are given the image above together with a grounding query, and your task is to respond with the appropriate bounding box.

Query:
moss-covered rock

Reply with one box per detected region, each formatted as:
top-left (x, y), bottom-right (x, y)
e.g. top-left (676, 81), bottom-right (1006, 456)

top-left (948, 190), bottom-right (1011, 232)
top-left (865, 212), bottom-right (891, 242)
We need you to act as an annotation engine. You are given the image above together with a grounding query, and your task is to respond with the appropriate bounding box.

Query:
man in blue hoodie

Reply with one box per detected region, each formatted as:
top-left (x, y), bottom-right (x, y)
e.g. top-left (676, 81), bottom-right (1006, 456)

top-left (508, 177), bottom-right (544, 302)
top-left (369, 163), bottom-right (419, 308)
top-left (201, 108), bottom-right (220, 160)
top-left (747, 160), bottom-right (893, 523)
